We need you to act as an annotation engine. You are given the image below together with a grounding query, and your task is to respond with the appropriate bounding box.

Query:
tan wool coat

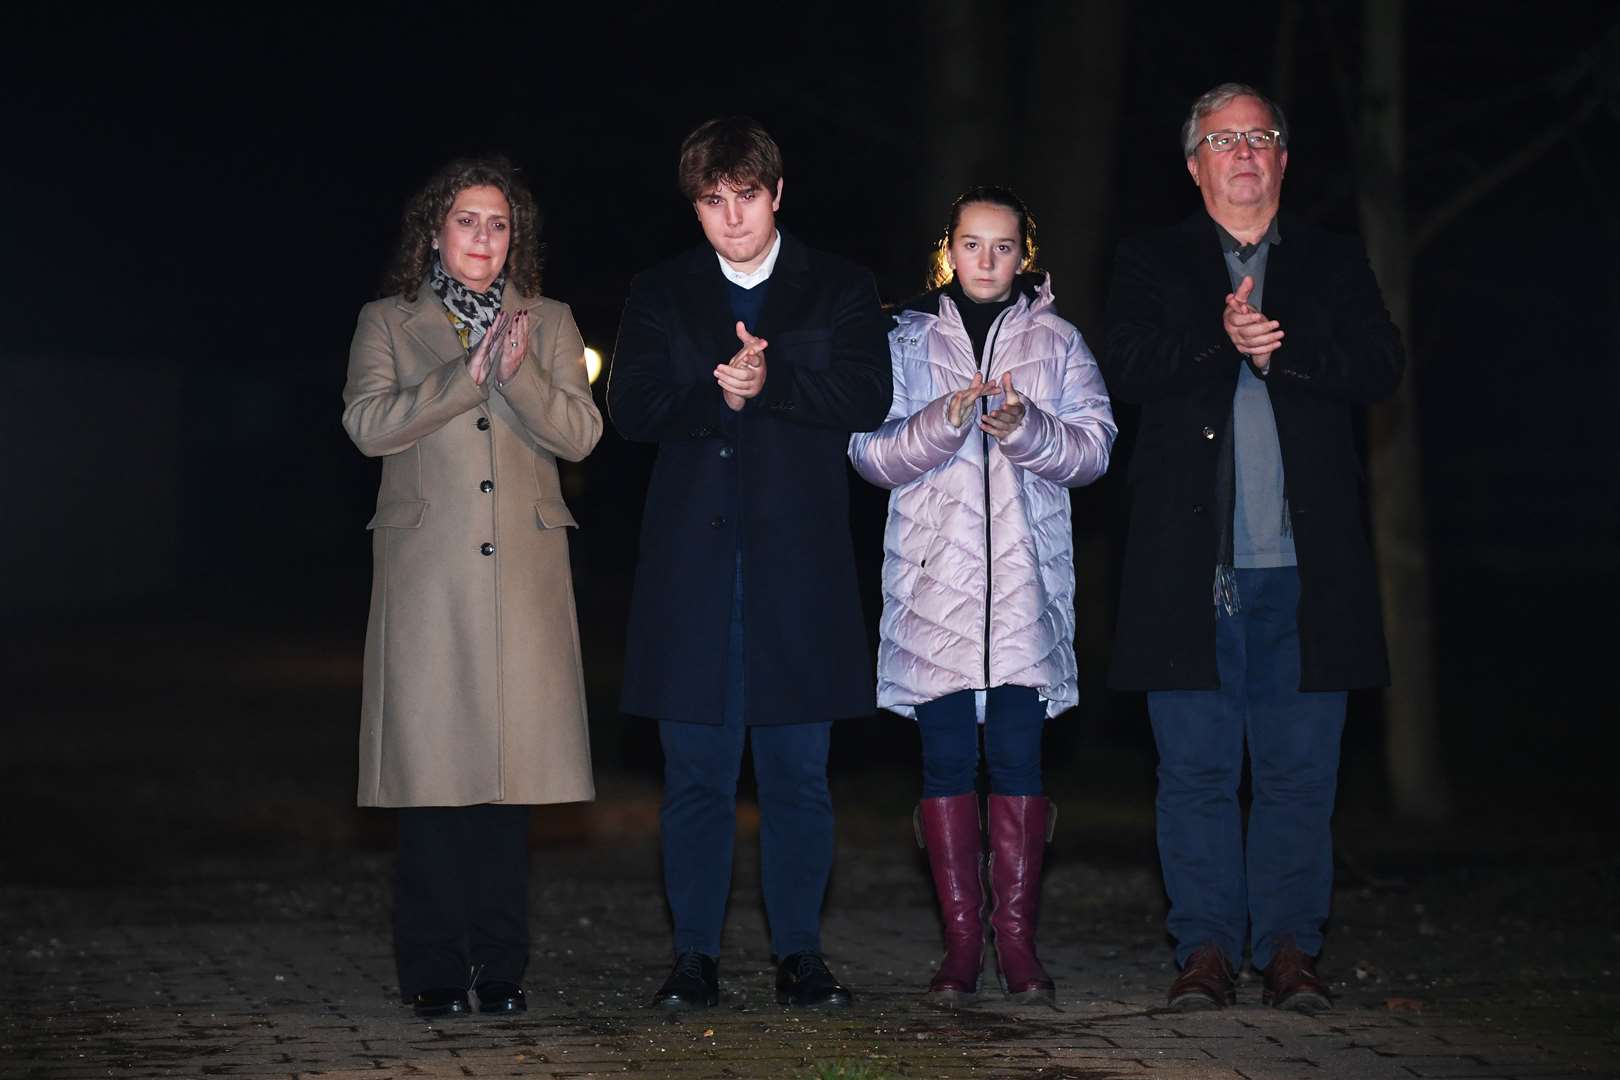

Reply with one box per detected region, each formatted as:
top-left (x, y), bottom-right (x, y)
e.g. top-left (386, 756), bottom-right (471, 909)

top-left (342, 286), bottom-right (602, 807)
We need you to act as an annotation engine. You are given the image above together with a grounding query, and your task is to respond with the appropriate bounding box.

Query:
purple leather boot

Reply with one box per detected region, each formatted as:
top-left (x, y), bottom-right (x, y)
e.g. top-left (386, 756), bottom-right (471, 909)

top-left (987, 794), bottom-right (1056, 1003)
top-left (915, 793), bottom-right (984, 1003)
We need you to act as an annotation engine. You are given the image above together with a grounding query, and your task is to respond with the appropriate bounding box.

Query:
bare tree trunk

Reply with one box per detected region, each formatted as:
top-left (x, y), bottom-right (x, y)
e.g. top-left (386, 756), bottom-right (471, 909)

top-left (1272, 0), bottom-right (1300, 110)
top-left (1019, 0), bottom-right (1128, 712)
top-left (921, 0), bottom-right (1127, 325)
top-left (1020, 0), bottom-right (1127, 333)
top-left (1357, 0), bottom-right (1450, 821)
top-left (921, 2), bottom-right (1129, 723)
top-left (919, 0), bottom-right (1010, 289)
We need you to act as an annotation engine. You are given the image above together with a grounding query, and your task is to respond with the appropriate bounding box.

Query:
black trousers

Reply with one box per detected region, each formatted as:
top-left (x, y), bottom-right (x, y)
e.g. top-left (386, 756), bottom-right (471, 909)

top-left (394, 804), bottom-right (532, 999)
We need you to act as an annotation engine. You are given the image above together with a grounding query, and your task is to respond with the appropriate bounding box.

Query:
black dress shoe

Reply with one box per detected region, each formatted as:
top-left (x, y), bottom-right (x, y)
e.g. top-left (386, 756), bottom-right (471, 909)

top-left (775, 952), bottom-right (852, 1008)
top-left (651, 950), bottom-right (719, 1009)
top-left (411, 986), bottom-right (471, 1018)
top-left (475, 980), bottom-right (527, 1014)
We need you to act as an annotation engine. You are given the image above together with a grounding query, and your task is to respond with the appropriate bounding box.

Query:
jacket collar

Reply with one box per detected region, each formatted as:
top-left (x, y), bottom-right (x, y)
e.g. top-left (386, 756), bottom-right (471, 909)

top-left (892, 273), bottom-right (1055, 380)
top-left (1175, 211), bottom-right (1239, 295)
top-left (501, 284), bottom-right (543, 314)
top-left (898, 271), bottom-right (1053, 327)
top-left (681, 229), bottom-right (810, 279)
top-left (398, 287), bottom-right (464, 365)
top-left (676, 230), bottom-right (811, 341)
top-left (396, 281), bottom-right (542, 364)
top-left (1177, 210), bottom-right (1302, 314)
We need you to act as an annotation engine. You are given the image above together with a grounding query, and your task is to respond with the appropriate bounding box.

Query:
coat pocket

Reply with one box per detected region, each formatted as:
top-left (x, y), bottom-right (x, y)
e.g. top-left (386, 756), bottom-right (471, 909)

top-left (535, 497), bottom-right (579, 530)
top-left (366, 500), bottom-right (428, 530)
top-left (907, 533), bottom-right (946, 603)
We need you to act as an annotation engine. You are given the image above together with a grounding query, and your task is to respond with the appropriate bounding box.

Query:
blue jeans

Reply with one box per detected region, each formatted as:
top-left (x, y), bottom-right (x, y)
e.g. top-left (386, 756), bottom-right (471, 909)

top-left (915, 685), bottom-right (1045, 797)
top-left (1147, 566), bottom-right (1346, 971)
top-left (658, 555), bottom-right (833, 959)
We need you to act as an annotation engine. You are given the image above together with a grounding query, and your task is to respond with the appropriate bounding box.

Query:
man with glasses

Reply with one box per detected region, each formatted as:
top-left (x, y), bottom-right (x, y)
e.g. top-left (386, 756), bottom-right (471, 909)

top-left (1102, 83), bottom-right (1405, 1012)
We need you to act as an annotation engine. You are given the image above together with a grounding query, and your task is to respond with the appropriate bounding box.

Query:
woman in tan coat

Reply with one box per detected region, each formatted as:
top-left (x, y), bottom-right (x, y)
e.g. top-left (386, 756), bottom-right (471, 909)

top-left (342, 156), bottom-right (601, 1019)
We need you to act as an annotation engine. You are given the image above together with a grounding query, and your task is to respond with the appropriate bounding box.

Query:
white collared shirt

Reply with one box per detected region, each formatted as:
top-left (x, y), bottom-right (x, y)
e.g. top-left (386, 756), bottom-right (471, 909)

top-left (716, 230), bottom-right (782, 290)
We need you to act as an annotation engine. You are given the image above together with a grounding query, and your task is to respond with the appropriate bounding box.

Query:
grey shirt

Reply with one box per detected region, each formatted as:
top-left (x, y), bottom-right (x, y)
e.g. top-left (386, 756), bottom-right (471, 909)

top-left (1218, 219), bottom-right (1296, 569)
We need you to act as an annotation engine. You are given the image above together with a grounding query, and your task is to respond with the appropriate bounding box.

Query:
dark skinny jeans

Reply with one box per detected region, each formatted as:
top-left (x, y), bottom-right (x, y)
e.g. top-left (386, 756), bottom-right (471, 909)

top-left (915, 684), bottom-right (1045, 798)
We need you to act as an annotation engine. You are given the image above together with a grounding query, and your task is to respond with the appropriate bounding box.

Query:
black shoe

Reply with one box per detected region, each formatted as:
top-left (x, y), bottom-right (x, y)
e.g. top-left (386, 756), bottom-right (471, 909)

top-left (651, 950), bottom-right (719, 1009)
top-left (775, 952), bottom-right (852, 1008)
top-left (411, 986), bottom-right (471, 1018)
top-left (475, 980), bottom-right (527, 1014)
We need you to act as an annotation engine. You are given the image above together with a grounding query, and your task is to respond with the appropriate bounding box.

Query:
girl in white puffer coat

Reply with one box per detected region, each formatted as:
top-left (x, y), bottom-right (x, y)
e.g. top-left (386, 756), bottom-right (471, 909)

top-left (848, 187), bottom-right (1116, 1005)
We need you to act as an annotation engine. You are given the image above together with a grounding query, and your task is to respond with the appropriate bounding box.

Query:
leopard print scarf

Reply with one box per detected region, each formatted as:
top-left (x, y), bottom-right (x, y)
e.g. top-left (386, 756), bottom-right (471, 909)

top-left (428, 258), bottom-right (506, 349)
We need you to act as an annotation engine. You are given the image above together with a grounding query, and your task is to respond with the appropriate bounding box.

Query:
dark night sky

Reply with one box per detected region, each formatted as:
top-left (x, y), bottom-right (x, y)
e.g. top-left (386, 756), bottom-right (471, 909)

top-left (4, 4), bottom-right (1617, 799)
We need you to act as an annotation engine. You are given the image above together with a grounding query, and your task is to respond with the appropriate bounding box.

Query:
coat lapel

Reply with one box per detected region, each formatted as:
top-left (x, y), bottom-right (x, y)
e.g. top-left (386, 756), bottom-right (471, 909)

top-left (1257, 213), bottom-right (1297, 325)
top-left (502, 284), bottom-right (543, 316)
top-left (401, 280), bottom-right (543, 370)
top-left (676, 244), bottom-right (737, 370)
top-left (399, 289), bottom-right (469, 366)
top-left (1178, 212), bottom-right (1237, 304)
top-left (754, 233), bottom-right (809, 340)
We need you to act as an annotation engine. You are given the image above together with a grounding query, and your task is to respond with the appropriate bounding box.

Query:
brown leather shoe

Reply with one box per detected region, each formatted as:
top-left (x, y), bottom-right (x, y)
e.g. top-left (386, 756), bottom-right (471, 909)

top-left (1167, 943), bottom-right (1236, 1010)
top-left (1262, 941), bottom-right (1332, 1012)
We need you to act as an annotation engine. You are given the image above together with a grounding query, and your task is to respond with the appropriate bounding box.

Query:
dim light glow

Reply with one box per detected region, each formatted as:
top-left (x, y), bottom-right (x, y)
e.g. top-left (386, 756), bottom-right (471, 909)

top-left (584, 347), bottom-right (603, 385)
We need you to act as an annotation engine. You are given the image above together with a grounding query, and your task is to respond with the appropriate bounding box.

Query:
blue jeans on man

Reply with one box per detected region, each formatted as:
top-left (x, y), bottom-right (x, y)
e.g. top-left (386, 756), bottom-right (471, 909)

top-left (658, 557), bottom-right (834, 960)
top-left (1147, 566), bottom-right (1346, 972)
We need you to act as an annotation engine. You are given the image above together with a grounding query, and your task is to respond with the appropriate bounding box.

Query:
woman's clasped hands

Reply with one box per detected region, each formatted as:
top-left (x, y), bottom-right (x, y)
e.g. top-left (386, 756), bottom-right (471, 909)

top-left (946, 371), bottom-right (1026, 439)
top-left (466, 310), bottom-right (531, 388)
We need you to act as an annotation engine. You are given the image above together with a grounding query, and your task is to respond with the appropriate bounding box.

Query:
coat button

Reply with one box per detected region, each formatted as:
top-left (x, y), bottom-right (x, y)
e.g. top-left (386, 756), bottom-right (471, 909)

top-left (1202, 426), bottom-right (1216, 440)
top-left (1191, 504), bottom-right (1205, 515)
top-left (710, 515), bottom-right (726, 529)
top-left (480, 542), bottom-right (495, 556)
top-left (476, 416), bottom-right (490, 431)
top-left (480, 480), bottom-right (494, 493)
top-left (719, 446), bottom-right (734, 459)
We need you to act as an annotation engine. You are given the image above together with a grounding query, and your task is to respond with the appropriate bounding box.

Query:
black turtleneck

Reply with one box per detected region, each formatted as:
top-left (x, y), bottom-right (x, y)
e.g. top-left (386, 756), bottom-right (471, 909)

top-left (946, 277), bottom-right (1017, 368)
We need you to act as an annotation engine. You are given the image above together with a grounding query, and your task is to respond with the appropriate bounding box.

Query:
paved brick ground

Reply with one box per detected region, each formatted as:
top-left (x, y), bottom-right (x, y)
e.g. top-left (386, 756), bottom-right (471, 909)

top-left (3, 635), bottom-right (1613, 1078)
top-left (3, 831), bottom-right (1613, 1079)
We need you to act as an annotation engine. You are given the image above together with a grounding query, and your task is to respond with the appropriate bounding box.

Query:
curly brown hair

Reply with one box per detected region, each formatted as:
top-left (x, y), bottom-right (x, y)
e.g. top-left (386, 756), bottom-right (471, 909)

top-left (380, 155), bottom-right (544, 301)
top-left (925, 185), bottom-right (1039, 291)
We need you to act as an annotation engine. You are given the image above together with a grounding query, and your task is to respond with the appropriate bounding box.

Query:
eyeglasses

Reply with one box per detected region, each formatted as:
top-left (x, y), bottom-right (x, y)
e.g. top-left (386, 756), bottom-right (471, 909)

top-left (1202, 129), bottom-right (1281, 152)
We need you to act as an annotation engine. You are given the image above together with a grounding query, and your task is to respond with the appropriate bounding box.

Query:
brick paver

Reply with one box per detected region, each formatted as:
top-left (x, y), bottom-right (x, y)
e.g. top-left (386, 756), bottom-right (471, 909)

top-left (3, 839), bottom-right (1611, 1079)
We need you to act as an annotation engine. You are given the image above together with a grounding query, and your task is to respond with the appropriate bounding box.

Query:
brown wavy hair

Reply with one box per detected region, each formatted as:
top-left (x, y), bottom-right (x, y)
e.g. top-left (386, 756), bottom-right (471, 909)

top-left (380, 155), bottom-right (544, 301)
top-left (925, 185), bottom-right (1039, 291)
top-left (677, 116), bottom-right (783, 202)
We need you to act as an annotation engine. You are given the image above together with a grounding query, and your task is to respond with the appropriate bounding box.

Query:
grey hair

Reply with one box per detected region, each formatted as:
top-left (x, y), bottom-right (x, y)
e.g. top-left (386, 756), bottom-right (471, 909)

top-left (1180, 82), bottom-right (1289, 158)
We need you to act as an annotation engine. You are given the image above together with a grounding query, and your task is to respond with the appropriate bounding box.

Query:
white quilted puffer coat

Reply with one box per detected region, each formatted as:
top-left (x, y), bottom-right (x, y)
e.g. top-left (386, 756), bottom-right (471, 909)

top-left (848, 274), bottom-right (1116, 718)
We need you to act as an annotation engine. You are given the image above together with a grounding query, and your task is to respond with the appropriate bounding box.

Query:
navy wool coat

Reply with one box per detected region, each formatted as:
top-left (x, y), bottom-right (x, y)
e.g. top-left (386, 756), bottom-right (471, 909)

top-left (608, 233), bottom-right (894, 724)
top-left (1102, 213), bottom-right (1404, 692)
